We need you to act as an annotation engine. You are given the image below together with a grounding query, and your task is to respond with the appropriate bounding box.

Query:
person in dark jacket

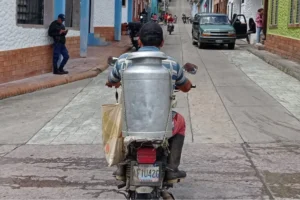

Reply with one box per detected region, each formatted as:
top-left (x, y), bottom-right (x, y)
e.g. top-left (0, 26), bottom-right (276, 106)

top-left (48, 14), bottom-right (69, 75)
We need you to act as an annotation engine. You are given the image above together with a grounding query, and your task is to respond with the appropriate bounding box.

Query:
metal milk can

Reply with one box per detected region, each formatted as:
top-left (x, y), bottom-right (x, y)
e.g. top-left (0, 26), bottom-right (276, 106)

top-left (121, 51), bottom-right (173, 139)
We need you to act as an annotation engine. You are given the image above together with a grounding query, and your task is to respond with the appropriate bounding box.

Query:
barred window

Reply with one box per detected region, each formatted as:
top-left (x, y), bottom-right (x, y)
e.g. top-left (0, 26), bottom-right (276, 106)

top-left (290, 0), bottom-right (295, 24)
top-left (17, 0), bottom-right (44, 25)
top-left (270, 0), bottom-right (278, 26)
top-left (296, 0), bottom-right (300, 23)
top-left (289, 0), bottom-right (300, 25)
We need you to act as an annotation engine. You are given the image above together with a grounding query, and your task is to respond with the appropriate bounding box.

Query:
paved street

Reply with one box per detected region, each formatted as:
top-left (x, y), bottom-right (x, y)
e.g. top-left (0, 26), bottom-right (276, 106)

top-left (1, 0), bottom-right (300, 199)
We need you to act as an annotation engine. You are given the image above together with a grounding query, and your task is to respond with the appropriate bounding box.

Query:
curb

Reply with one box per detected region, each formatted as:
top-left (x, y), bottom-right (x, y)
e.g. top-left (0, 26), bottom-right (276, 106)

top-left (0, 46), bottom-right (132, 100)
top-left (0, 69), bottom-right (100, 100)
top-left (247, 48), bottom-right (300, 82)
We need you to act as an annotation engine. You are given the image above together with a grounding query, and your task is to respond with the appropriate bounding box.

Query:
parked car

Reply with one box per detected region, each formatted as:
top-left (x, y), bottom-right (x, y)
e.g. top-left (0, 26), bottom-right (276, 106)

top-left (192, 13), bottom-right (237, 49)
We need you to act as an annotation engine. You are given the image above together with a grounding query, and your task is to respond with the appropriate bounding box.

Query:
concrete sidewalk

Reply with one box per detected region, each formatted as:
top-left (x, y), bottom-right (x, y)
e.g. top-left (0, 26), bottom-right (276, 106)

top-left (236, 40), bottom-right (300, 82)
top-left (248, 47), bottom-right (300, 81)
top-left (0, 37), bottom-right (131, 100)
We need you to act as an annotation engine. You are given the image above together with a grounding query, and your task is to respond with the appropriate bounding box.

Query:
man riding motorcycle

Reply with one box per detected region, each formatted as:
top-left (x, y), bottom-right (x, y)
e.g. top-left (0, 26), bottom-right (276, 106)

top-left (106, 22), bottom-right (193, 182)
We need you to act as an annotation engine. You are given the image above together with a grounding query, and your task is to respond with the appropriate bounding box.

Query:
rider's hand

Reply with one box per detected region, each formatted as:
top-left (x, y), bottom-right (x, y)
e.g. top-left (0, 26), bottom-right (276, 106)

top-left (106, 81), bottom-right (121, 88)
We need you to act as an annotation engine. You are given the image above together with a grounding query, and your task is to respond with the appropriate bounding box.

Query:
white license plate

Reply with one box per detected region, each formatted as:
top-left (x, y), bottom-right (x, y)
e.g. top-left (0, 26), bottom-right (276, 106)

top-left (133, 165), bottom-right (160, 182)
top-left (216, 40), bottom-right (223, 43)
top-left (133, 37), bottom-right (139, 40)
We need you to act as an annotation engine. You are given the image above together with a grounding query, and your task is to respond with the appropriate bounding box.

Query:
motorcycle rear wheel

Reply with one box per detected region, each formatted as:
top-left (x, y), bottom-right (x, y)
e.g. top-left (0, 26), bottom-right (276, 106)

top-left (135, 194), bottom-right (158, 200)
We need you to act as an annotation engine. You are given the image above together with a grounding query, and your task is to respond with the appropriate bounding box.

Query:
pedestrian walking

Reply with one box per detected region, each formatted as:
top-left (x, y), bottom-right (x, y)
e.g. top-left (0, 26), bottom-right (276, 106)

top-left (48, 14), bottom-right (69, 75)
top-left (174, 15), bottom-right (178, 23)
top-left (164, 12), bottom-right (169, 25)
top-left (255, 8), bottom-right (264, 44)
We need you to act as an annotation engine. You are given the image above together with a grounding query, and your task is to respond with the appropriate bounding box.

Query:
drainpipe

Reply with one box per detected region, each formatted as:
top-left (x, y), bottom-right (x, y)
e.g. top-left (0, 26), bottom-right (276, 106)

top-left (80, 0), bottom-right (90, 57)
top-left (128, 0), bottom-right (133, 22)
top-left (209, 0), bottom-right (212, 13)
top-left (152, 0), bottom-right (158, 15)
top-left (114, 0), bottom-right (122, 41)
top-left (263, 0), bottom-right (268, 39)
top-left (53, 0), bottom-right (65, 66)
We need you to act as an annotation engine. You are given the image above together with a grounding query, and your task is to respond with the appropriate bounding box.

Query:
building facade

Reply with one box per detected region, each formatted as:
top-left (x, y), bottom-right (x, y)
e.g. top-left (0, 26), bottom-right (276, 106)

top-left (227, 0), bottom-right (263, 21)
top-left (264, 0), bottom-right (300, 62)
top-left (199, 0), bottom-right (213, 13)
top-left (213, 0), bottom-right (228, 14)
top-left (0, 0), bottom-right (80, 84)
top-left (0, 0), bottom-right (134, 84)
top-left (226, 0), bottom-right (263, 44)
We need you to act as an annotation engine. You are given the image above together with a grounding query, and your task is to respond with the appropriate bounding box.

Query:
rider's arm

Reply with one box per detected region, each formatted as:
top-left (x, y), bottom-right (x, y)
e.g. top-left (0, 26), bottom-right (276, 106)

top-left (106, 55), bottom-right (128, 87)
top-left (174, 63), bottom-right (192, 93)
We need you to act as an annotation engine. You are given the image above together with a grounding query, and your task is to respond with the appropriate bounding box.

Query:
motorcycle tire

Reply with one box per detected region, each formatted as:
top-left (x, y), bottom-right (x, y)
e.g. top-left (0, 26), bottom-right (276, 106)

top-left (134, 193), bottom-right (159, 200)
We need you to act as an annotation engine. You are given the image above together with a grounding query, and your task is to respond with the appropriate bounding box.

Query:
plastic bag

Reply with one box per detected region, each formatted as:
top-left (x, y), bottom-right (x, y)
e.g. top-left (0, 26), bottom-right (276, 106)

top-left (102, 103), bottom-right (124, 166)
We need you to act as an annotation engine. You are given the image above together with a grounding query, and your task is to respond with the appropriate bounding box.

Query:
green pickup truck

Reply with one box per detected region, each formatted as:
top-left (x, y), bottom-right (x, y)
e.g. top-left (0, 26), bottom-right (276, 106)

top-left (192, 13), bottom-right (237, 49)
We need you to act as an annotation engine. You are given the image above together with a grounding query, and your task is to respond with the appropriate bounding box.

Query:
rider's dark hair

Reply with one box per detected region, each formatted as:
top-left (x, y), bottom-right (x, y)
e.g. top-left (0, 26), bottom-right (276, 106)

top-left (139, 22), bottom-right (163, 47)
top-left (140, 35), bottom-right (163, 47)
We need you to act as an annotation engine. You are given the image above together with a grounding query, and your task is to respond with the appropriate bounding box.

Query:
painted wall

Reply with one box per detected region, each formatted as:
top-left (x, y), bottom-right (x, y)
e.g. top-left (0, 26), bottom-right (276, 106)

top-left (227, 1), bottom-right (240, 19)
top-left (122, 0), bottom-right (129, 23)
top-left (241, 0), bottom-right (262, 25)
top-left (267, 0), bottom-right (300, 40)
top-left (93, 0), bottom-right (115, 26)
top-left (0, 0), bottom-right (79, 51)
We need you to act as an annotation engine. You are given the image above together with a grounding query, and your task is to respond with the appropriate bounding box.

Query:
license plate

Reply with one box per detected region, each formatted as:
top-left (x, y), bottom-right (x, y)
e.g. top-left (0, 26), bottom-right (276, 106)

top-left (133, 165), bottom-right (160, 183)
top-left (133, 37), bottom-right (139, 40)
top-left (216, 40), bottom-right (223, 43)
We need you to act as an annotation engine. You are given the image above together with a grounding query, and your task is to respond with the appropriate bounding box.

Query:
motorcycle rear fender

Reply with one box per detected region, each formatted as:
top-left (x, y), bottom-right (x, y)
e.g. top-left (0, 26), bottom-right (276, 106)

top-left (136, 186), bottom-right (154, 194)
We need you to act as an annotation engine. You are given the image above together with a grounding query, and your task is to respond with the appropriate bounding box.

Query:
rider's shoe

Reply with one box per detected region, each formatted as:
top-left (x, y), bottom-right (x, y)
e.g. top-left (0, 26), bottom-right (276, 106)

top-left (112, 164), bottom-right (126, 181)
top-left (166, 169), bottom-right (186, 182)
top-left (166, 134), bottom-right (187, 183)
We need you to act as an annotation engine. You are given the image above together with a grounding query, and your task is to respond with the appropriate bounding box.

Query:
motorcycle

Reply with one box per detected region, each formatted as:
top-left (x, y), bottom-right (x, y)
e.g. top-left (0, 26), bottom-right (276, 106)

top-left (167, 23), bottom-right (174, 35)
top-left (127, 22), bottom-right (142, 51)
top-left (107, 55), bottom-right (198, 200)
top-left (182, 14), bottom-right (187, 24)
top-left (140, 14), bottom-right (148, 24)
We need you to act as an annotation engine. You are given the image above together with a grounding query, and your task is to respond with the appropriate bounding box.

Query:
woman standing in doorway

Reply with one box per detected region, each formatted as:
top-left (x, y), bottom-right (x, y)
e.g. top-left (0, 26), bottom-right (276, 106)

top-left (255, 8), bottom-right (264, 44)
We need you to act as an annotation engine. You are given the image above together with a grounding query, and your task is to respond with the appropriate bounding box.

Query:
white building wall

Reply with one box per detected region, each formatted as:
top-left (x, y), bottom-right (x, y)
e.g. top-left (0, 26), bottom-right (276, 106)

top-left (94, 0), bottom-right (115, 27)
top-left (0, 0), bottom-right (79, 51)
top-left (122, 0), bottom-right (128, 23)
top-left (227, 0), bottom-right (241, 20)
top-left (241, 0), bottom-right (263, 23)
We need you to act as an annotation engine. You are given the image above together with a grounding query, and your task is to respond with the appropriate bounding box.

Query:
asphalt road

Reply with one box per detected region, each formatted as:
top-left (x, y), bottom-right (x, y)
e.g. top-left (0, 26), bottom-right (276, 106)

top-left (0, 0), bottom-right (300, 199)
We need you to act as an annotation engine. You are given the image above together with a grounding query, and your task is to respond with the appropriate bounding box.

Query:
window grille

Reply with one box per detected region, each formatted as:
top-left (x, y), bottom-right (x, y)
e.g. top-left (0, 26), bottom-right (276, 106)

top-left (290, 0), bottom-right (295, 24)
top-left (17, 0), bottom-right (44, 25)
top-left (270, 0), bottom-right (278, 26)
top-left (296, 0), bottom-right (300, 23)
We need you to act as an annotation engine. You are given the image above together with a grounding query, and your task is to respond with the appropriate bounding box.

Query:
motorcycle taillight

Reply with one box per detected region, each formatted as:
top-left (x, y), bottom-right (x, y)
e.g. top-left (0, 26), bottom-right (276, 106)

top-left (137, 148), bottom-right (156, 164)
